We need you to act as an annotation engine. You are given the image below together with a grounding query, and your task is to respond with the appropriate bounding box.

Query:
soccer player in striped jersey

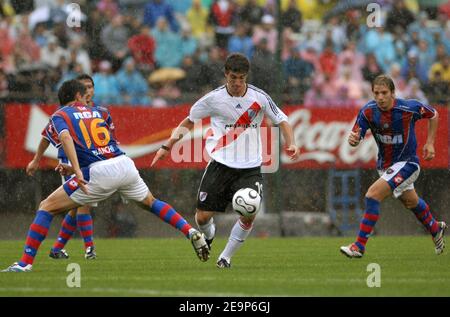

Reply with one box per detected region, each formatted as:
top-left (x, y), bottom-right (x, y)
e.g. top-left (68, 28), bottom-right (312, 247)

top-left (340, 75), bottom-right (447, 258)
top-left (152, 53), bottom-right (300, 268)
top-left (26, 75), bottom-right (101, 260)
top-left (2, 79), bottom-right (208, 272)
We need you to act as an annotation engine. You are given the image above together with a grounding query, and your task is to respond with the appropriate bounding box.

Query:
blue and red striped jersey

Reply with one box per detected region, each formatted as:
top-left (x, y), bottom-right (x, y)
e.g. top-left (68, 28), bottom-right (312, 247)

top-left (353, 98), bottom-right (436, 170)
top-left (50, 103), bottom-right (124, 167)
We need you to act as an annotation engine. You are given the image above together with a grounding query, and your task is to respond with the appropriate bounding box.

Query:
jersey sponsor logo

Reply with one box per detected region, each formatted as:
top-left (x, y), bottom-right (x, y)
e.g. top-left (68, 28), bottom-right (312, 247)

top-left (376, 134), bottom-right (403, 144)
top-left (386, 168), bottom-right (394, 174)
top-left (199, 192), bottom-right (208, 202)
top-left (393, 174), bottom-right (404, 185)
top-left (92, 145), bottom-right (116, 156)
top-left (73, 111), bottom-right (102, 120)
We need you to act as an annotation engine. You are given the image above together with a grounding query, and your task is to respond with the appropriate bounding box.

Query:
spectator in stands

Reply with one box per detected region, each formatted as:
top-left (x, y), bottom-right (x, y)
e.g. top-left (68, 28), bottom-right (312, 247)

top-left (385, 0), bottom-right (415, 33)
top-left (100, 14), bottom-right (130, 71)
top-left (14, 27), bottom-right (41, 69)
top-left (319, 42), bottom-right (337, 79)
top-left (228, 23), bottom-right (254, 59)
top-left (92, 60), bottom-right (122, 105)
top-left (68, 38), bottom-right (92, 75)
top-left (0, 22), bottom-right (15, 73)
top-left (116, 58), bottom-right (151, 106)
top-left (304, 74), bottom-right (338, 108)
top-left (337, 41), bottom-right (364, 81)
top-left (335, 67), bottom-right (364, 106)
top-left (250, 38), bottom-right (277, 93)
top-left (85, 8), bottom-right (108, 60)
top-left (401, 49), bottom-right (429, 84)
top-left (362, 25), bottom-right (395, 72)
top-left (178, 54), bottom-right (205, 94)
top-left (429, 54), bottom-right (450, 83)
top-left (283, 47), bottom-right (314, 102)
top-left (416, 39), bottom-right (436, 74)
top-left (252, 14), bottom-right (277, 54)
top-left (201, 45), bottom-right (224, 90)
top-left (144, 0), bottom-right (179, 32)
top-left (281, 0), bottom-right (302, 33)
top-left (32, 23), bottom-right (49, 48)
top-left (361, 53), bottom-right (383, 83)
top-left (128, 25), bottom-right (156, 73)
top-left (238, 0), bottom-right (264, 26)
top-left (97, 0), bottom-right (120, 19)
top-left (403, 78), bottom-right (428, 104)
top-left (152, 17), bottom-right (183, 68)
top-left (209, 0), bottom-right (237, 49)
top-left (186, 0), bottom-right (211, 42)
top-left (0, 69), bottom-right (9, 98)
top-left (180, 25), bottom-right (198, 59)
top-left (326, 16), bottom-right (347, 53)
top-left (388, 63), bottom-right (407, 98)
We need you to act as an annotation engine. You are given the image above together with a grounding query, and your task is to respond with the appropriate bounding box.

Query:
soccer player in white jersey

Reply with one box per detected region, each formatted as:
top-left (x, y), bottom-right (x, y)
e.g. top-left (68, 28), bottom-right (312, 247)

top-left (152, 53), bottom-right (300, 268)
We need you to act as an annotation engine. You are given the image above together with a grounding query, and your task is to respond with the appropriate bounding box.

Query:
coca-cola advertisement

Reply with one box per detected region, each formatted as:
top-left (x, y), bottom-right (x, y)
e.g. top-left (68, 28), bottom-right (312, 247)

top-left (4, 104), bottom-right (448, 170)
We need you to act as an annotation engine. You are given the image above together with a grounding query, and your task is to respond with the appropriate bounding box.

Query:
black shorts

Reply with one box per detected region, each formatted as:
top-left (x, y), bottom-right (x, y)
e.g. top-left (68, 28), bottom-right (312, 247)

top-left (196, 160), bottom-right (263, 212)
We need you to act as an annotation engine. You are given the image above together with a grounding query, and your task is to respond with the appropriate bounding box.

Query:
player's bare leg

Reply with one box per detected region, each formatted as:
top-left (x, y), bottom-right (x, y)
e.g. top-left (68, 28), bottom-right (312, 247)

top-left (341, 178), bottom-right (391, 258)
top-left (137, 192), bottom-right (209, 262)
top-left (215, 214), bottom-right (256, 269)
top-left (400, 189), bottom-right (447, 254)
top-left (2, 187), bottom-right (80, 272)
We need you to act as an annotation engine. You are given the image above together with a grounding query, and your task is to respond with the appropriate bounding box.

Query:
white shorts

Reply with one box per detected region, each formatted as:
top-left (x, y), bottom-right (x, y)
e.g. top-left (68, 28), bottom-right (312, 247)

top-left (377, 161), bottom-right (420, 198)
top-left (63, 155), bottom-right (149, 206)
top-left (59, 158), bottom-right (99, 207)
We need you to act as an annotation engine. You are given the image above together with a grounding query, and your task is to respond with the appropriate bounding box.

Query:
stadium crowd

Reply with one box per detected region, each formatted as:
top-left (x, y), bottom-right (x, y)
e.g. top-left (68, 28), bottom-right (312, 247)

top-left (0, 0), bottom-right (448, 107)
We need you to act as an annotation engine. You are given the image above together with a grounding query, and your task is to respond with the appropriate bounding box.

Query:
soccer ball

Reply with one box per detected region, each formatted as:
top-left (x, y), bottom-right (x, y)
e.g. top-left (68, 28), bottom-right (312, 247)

top-left (232, 188), bottom-right (261, 217)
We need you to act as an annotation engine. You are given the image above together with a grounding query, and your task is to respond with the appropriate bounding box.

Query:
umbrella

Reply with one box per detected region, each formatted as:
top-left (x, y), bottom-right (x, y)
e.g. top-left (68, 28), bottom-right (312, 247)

top-left (28, 6), bottom-right (50, 30)
top-left (148, 67), bottom-right (186, 84)
top-left (323, 0), bottom-right (373, 21)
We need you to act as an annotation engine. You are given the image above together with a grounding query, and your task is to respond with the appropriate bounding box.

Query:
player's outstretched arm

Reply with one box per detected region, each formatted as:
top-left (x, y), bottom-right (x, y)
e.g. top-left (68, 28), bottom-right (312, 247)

top-left (59, 131), bottom-right (88, 194)
top-left (279, 121), bottom-right (299, 160)
top-left (151, 117), bottom-right (195, 167)
top-left (26, 138), bottom-right (50, 176)
top-left (423, 111), bottom-right (439, 161)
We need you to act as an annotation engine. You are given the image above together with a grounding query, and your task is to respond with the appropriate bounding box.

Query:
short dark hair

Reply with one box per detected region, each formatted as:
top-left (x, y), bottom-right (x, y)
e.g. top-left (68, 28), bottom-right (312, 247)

top-left (372, 75), bottom-right (395, 92)
top-left (58, 79), bottom-right (87, 105)
top-left (76, 74), bottom-right (95, 87)
top-left (224, 53), bottom-right (250, 74)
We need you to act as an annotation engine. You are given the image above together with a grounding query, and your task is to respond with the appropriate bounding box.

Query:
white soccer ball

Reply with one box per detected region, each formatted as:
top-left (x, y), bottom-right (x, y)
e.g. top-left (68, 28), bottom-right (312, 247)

top-left (232, 188), bottom-right (261, 217)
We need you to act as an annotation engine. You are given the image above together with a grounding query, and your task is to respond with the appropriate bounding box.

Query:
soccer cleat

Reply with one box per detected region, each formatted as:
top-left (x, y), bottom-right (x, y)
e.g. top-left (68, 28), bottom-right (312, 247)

top-left (1, 262), bottom-right (32, 272)
top-left (205, 238), bottom-right (214, 251)
top-left (49, 249), bottom-right (69, 259)
top-left (85, 246), bottom-right (97, 259)
top-left (340, 243), bottom-right (364, 258)
top-left (216, 258), bottom-right (231, 269)
top-left (190, 231), bottom-right (210, 262)
top-left (433, 221), bottom-right (447, 255)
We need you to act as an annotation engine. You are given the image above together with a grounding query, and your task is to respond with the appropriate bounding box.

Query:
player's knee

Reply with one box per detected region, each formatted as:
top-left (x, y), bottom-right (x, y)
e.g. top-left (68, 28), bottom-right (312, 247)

top-left (195, 210), bottom-right (212, 225)
top-left (38, 200), bottom-right (56, 216)
top-left (400, 197), bottom-right (419, 209)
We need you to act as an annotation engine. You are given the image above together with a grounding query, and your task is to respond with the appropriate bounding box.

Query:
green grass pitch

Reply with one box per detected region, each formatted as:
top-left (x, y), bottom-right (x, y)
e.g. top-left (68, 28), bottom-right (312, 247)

top-left (0, 236), bottom-right (449, 297)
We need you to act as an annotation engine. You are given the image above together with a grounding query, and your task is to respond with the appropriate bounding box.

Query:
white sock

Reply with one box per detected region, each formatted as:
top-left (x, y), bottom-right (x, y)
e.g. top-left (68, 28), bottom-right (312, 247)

top-left (196, 217), bottom-right (216, 240)
top-left (219, 219), bottom-right (253, 262)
